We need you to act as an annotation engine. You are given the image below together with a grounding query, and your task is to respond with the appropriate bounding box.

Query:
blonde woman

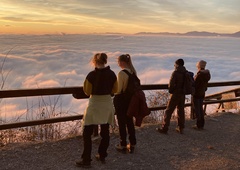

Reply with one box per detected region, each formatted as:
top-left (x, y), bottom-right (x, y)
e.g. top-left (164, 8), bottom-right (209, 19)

top-left (76, 53), bottom-right (117, 168)
top-left (114, 54), bottom-right (137, 153)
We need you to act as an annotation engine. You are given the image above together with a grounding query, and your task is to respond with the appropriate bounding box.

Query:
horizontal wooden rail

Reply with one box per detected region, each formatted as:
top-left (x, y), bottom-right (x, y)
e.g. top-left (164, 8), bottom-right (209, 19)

top-left (149, 97), bottom-right (240, 111)
top-left (206, 81), bottom-right (240, 87)
top-left (0, 86), bottom-right (88, 99)
top-left (0, 81), bottom-right (239, 99)
top-left (0, 80), bottom-right (239, 130)
top-left (0, 115), bottom-right (83, 130)
top-left (1, 97), bottom-right (239, 130)
top-left (204, 97), bottom-right (240, 104)
top-left (205, 87), bottom-right (240, 100)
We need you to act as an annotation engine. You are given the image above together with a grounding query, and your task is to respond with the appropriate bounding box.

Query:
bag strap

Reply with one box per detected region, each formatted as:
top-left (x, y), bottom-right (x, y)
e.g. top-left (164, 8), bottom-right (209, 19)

top-left (122, 69), bottom-right (132, 76)
top-left (119, 69), bottom-right (131, 94)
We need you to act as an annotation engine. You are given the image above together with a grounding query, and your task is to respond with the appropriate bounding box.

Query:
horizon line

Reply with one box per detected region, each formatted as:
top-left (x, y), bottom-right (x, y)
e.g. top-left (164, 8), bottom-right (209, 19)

top-left (0, 30), bottom-right (239, 36)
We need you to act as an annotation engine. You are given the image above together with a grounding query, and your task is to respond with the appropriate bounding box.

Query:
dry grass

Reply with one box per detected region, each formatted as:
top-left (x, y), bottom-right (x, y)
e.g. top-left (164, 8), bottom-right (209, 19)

top-left (1, 89), bottom-right (231, 146)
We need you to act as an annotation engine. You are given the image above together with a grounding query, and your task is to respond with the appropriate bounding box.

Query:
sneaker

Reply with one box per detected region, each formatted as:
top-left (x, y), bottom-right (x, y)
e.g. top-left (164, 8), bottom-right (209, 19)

top-left (127, 144), bottom-right (135, 154)
top-left (115, 144), bottom-right (127, 153)
top-left (192, 125), bottom-right (203, 130)
top-left (175, 127), bottom-right (183, 134)
top-left (156, 127), bottom-right (168, 134)
top-left (75, 160), bottom-right (91, 168)
top-left (95, 154), bottom-right (106, 164)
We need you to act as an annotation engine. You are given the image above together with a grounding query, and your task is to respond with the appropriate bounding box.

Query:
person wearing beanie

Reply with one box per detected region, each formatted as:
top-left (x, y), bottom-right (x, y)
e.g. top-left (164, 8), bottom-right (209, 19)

top-left (156, 58), bottom-right (187, 134)
top-left (175, 59), bottom-right (184, 66)
top-left (192, 60), bottom-right (211, 130)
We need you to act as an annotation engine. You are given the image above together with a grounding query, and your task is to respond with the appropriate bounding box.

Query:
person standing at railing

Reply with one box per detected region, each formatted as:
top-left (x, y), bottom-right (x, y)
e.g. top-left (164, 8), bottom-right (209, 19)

top-left (113, 54), bottom-right (138, 154)
top-left (75, 53), bottom-right (117, 168)
top-left (192, 60), bottom-right (211, 130)
top-left (156, 59), bottom-right (187, 134)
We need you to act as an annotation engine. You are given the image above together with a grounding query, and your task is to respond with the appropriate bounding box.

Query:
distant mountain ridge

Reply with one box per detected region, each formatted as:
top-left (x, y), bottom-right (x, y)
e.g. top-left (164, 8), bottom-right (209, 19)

top-left (136, 31), bottom-right (240, 37)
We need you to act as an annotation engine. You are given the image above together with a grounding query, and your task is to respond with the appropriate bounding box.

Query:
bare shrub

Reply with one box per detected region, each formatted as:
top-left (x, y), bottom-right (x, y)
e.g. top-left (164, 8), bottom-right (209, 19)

top-left (145, 90), bottom-right (169, 123)
top-left (0, 49), bottom-right (83, 145)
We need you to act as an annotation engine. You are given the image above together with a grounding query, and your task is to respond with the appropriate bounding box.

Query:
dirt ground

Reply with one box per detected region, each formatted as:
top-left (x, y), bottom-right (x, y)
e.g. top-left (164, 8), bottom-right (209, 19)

top-left (1, 112), bottom-right (240, 170)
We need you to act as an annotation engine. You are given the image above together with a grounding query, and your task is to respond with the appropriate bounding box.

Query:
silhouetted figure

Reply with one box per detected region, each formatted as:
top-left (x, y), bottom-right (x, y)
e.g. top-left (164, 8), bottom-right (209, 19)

top-left (114, 54), bottom-right (137, 153)
top-left (75, 53), bottom-right (117, 168)
top-left (192, 60), bottom-right (211, 130)
top-left (156, 59), bottom-right (187, 134)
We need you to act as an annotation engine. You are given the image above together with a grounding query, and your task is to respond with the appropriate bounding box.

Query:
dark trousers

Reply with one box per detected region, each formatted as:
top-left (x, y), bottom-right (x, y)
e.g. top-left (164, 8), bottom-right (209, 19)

top-left (114, 94), bottom-right (136, 147)
top-left (117, 115), bottom-right (136, 147)
top-left (162, 93), bottom-right (185, 131)
top-left (193, 97), bottom-right (205, 128)
top-left (81, 124), bottom-right (110, 162)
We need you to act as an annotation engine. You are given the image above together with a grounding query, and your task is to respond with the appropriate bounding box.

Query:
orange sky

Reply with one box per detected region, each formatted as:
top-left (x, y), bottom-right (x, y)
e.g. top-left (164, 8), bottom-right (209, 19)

top-left (0, 0), bottom-right (240, 34)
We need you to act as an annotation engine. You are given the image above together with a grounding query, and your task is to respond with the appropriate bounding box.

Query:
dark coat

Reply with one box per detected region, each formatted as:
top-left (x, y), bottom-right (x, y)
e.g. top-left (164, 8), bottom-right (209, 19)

top-left (194, 69), bottom-right (211, 98)
top-left (168, 65), bottom-right (187, 94)
top-left (85, 66), bottom-right (117, 95)
top-left (127, 90), bottom-right (150, 127)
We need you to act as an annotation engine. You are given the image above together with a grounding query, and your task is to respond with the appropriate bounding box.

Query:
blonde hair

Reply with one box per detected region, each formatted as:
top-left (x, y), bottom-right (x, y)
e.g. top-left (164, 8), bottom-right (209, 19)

top-left (196, 60), bottom-right (207, 69)
top-left (118, 54), bottom-right (137, 75)
top-left (92, 53), bottom-right (107, 66)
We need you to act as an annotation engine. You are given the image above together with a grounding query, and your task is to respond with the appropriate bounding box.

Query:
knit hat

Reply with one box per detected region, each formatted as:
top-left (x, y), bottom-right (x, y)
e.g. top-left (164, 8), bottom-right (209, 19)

top-left (175, 59), bottom-right (184, 66)
top-left (196, 60), bottom-right (207, 69)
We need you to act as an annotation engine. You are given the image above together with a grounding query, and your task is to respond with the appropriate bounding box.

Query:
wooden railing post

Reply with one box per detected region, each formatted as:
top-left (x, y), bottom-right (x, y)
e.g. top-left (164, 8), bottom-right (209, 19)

top-left (190, 95), bottom-right (195, 119)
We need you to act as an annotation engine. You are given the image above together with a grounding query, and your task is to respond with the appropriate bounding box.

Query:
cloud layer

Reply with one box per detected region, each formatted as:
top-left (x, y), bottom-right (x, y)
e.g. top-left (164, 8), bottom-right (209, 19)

top-left (0, 34), bottom-right (239, 119)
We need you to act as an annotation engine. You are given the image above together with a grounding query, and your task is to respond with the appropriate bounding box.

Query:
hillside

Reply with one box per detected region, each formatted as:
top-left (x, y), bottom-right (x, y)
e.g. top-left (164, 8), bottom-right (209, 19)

top-left (136, 31), bottom-right (240, 37)
top-left (0, 112), bottom-right (240, 170)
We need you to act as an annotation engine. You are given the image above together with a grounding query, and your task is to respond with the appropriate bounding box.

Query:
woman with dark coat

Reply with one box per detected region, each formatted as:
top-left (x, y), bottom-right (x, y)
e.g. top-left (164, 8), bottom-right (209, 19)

top-left (193, 60), bottom-right (211, 130)
top-left (75, 53), bottom-right (117, 168)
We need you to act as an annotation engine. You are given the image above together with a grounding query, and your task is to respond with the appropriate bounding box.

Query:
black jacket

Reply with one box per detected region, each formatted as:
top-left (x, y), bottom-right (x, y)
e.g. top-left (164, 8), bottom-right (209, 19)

top-left (85, 66), bottom-right (117, 95)
top-left (194, 69), bottom-right (211, 98)
top-left (168, 65), bottom-right (187, 94)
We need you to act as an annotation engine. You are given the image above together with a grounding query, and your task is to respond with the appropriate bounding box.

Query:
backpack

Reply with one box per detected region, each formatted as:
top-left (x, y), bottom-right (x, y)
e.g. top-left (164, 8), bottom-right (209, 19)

top-left (183, 71), bottom-right (195, 95)
top-left (122, 70), bottom-right (141, 96)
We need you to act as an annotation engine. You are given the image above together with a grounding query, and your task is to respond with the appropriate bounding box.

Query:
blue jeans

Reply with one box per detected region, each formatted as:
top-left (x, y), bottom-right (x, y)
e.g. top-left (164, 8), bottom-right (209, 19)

top-left (193, 97), bottom-right (205, 128)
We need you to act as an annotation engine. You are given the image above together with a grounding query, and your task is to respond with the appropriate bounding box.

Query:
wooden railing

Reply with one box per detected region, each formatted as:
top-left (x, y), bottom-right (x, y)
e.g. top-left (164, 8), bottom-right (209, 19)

top-left (204, 87), bottom-right (240, 113)
top-left (0, 80), bottom-right (239, 130)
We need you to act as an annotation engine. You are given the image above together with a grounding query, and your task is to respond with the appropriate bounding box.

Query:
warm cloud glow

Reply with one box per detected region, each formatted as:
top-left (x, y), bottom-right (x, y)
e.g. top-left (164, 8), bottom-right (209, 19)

top-left (22, 73), bottom-right (60, 88)
top-left (0, 0), bottom-right (239, 34)
top-left (229, 72), bottom-right (240, 80)
top-left (0, 33), bottom-right (239, 120)
top-left (57, 70), bottom-right (77, 76)
top-left (0, 103), bottom-right (26, 119)
top-left (139, 69), bottom-right (172, 84)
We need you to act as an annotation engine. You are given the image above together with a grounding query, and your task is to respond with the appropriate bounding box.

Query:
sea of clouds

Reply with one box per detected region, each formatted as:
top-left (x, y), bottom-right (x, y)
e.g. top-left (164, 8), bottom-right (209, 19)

top-left (0, 34), bottom-right (239, 120)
